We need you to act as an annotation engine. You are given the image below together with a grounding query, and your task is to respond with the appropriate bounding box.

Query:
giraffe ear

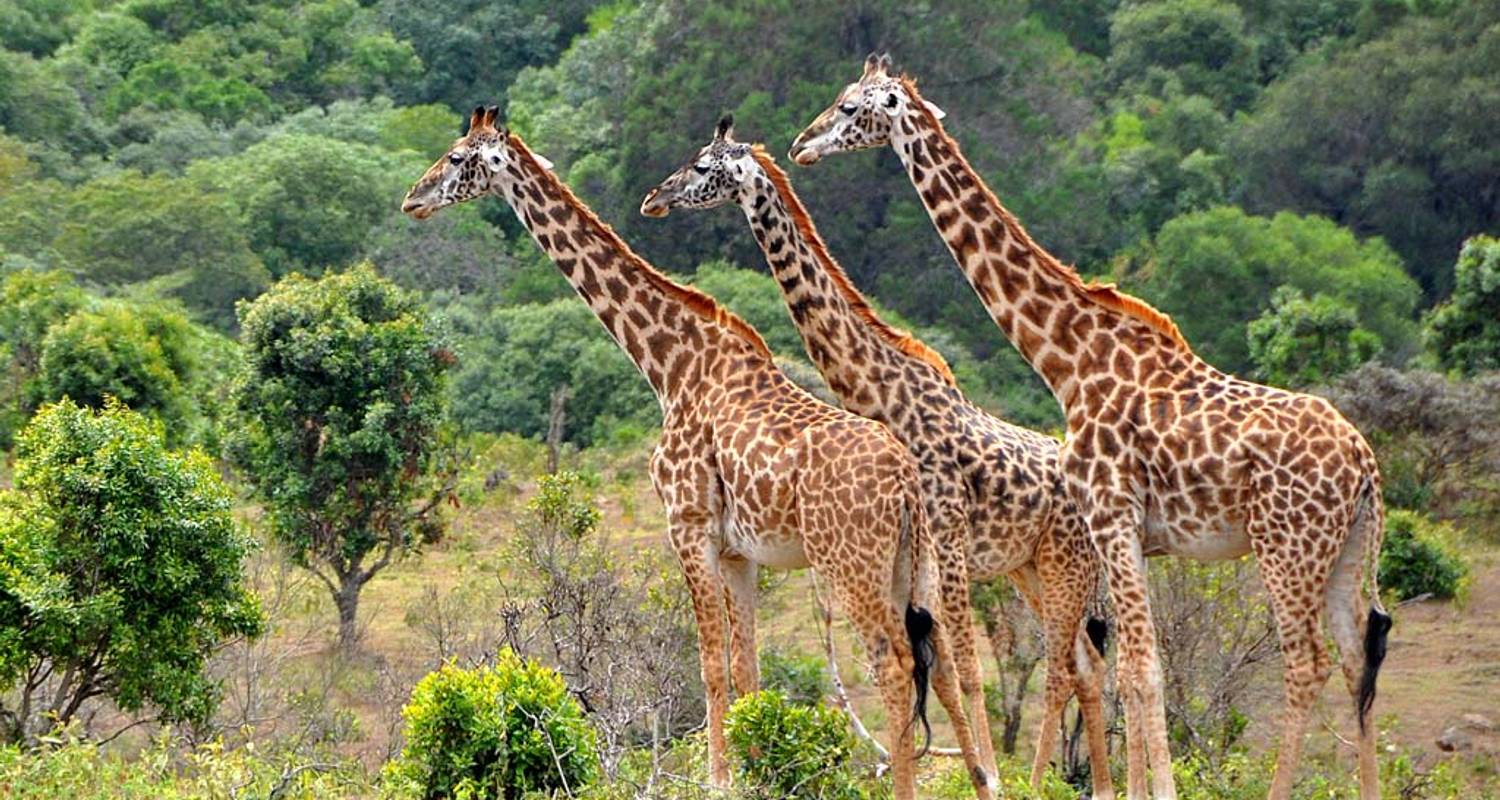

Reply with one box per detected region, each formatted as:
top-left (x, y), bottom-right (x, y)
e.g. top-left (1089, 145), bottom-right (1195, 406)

top-left (532, 152), bottom-right (555, 171)
top-left (923, 99), bottom-right (947, 120)
top-left (715, 114), bottom-right (734, 142)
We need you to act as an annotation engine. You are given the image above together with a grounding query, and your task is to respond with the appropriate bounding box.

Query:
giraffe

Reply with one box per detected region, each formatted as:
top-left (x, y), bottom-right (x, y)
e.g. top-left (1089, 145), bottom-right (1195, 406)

top-left (641, 115), bottom-right (1115, 799)
top-left (790, 55), bottom-right (1392, 800)
top-left (401, 105), bottom-right (995, 800)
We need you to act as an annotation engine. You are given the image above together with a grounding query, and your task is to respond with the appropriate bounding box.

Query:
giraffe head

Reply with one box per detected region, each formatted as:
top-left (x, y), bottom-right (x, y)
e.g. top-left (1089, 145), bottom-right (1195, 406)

top-left (639, 115), bottom-right (755, 218)
top-left (401, 104), bottom-right (554, 219)
top-left (788, 53), bottom-right (944, 166)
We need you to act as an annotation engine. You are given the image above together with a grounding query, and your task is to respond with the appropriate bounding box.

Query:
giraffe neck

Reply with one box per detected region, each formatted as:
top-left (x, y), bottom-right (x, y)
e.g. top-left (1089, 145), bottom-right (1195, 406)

top-left (740, 149), bottom-right (957, 420)
top-left (888, 81), bottom-right (1194, 410)
top-left (495, 134), bottom-right (771, 401)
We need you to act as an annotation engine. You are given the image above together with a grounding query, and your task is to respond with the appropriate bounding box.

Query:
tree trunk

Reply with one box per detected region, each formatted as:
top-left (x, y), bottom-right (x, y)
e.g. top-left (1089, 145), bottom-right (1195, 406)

top-left (334, 574), bottom-right (363, 654)
top-left (546, 385), bottom-right (570, 474)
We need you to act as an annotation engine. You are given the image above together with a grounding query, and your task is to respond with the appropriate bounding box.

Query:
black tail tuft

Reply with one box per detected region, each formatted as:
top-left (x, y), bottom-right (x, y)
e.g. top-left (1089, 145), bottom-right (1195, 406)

top-left (904, 604), bottom-right (935, 758)
top-left (1085, 616), bottom-right (1109, 657)
top-left (1357, 608), bottom-right (1393, 733)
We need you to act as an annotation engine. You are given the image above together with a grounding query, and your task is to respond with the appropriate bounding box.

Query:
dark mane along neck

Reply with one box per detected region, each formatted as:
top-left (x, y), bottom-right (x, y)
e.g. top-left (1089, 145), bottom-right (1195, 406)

top-left (750, 145), bottom-right (955, 386)
top-left (896, 77), bottom-right (1191, 357)
top-left (508, 133), bottom-right (773, 362)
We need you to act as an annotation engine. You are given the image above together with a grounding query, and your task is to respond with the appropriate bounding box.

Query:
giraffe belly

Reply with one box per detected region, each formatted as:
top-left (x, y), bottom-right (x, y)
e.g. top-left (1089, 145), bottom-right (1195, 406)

top-left (720, 510), bottom-right (810, 570)
top-left (1141, 509), bottom-right (1251, 560)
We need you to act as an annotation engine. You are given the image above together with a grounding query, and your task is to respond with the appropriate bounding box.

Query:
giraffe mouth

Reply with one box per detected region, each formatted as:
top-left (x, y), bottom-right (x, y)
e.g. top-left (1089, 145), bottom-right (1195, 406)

top-left (789, 143), bottom-right (822, 166)
top-left (639, 189), bottom-right (671, 218)
top-left (401, 197), bottom-right (436, 220)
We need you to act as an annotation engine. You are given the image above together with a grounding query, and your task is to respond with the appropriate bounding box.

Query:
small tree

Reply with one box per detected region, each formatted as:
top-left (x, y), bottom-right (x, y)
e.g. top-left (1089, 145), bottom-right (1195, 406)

top-left (385, 650), bottom-right (598, 800)
top-left (231, 265), bottom-right (456, 652)
top-left (0, 399), bottom-right (263, 743)
top-left (1247, 286), bottom-right (1380, 388)
top-left (1426, 235), bottom-right (1500, 376)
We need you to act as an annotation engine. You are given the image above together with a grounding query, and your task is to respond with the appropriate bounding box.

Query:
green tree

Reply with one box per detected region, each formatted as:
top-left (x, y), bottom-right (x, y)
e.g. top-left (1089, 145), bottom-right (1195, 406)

top-left (1247, 286), bottom-right (1380, 388)
top-left (32, 300), bottom-right (227, 446)
top-left (54, 170), bottom-right (269, 327)
top-left (1425, 235), bottom-right (1500, 376)
top-left (190, 134), bottom-right (412, 279)
top-left (231, 266), bottom-right (456, 651)
top-left (0, 49), bottom-right (99, 151)
top-left (380, 0), bottom-right (600, 109)
top-left (1232, 3), bottom-right (1500, 295)
top-left (1107, 0), bottom-right (1260, 112)
top-left (0, 269), bottom-right (87, 444)
top-left (450, 298), bottom-right (656, 445)
top-left (0, 399), bottom-right (262, 743)
top-left (1134, 206), bottom-right (1419, 374)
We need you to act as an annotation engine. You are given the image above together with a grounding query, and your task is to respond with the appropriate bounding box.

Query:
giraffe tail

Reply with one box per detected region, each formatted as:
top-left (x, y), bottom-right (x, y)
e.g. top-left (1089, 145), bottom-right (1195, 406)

top-left (899, 487), bottom-right (935, 758)
top-left (1354, 473), bottom-right (1392, 734)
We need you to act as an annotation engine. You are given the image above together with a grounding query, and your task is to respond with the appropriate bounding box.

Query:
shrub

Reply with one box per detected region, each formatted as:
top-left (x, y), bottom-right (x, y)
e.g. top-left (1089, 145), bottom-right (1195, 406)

top-left (760, 649), bottom-right (829, 706)
top-left (1379, 510), bottom-right (1469, 602)
top-left (724, 690), bottom-right (865, 800)
top-left (385, 649), bottom-right (598, 800)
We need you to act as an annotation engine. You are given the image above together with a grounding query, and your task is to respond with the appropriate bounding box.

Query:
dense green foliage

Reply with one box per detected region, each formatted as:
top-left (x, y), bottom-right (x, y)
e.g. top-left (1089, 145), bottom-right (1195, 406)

top-left (1133, 206), bottom-right (1418, 374)
top-left (1426, 235), bottom-right (1500, 376)
top-left (0, 400), bottom-right (262, 741)
top-left (1379, 510), bottom-right (1469, 602)
top-left (1247, 287), bottom-right (1380, 388)
top-left (230, 265), bottom-right (454, 649)
top-left (385, 650), bottom-right (598, 800)
top-left (724, 690), bottom-right (865, 800)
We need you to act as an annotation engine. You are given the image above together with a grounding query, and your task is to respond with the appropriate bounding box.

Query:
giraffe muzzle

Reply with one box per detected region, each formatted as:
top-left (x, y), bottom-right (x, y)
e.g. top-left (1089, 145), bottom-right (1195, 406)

top-left (788, 140), bottom-right (822, 166)
top-left (639, 188), bottom-right (671, 218)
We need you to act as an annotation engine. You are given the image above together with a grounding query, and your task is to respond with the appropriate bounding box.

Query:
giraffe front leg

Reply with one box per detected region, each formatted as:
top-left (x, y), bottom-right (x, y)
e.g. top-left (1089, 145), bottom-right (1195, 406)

top-left (721, 555), bottom-right (760, 696)
top-left (670, 519), bottom-right (733, 789)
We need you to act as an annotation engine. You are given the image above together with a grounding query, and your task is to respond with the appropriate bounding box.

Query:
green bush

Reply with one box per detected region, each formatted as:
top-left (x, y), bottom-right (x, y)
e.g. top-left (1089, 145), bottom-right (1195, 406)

top-left (0, 399), bottom-right (263, 741)
top-left (760, 648), bottom-right (830, 706)
top-left (0, 728), bottom-right (370, 799)
top-left (385, 649), bottom-right (598, 800)
top-left (724, 690), bottom-right (865, 800)
top-left (1379, 511), bottom-right (1469, 602)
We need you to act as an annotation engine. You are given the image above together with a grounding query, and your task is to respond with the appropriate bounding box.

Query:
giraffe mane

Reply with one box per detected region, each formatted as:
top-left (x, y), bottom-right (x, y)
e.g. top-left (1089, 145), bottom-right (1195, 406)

top-left (897, 77), bottom-right (1192, 352)
top-left (750, 145), bottom-right (958, 387)
top-left (507, 133), bottom-right (773, 360)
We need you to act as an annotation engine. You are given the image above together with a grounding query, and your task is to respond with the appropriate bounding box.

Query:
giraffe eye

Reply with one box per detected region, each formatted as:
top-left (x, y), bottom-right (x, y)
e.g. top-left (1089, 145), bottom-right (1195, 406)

top-left (449, 152), bottom-right (464, 164)
top-left (693, 161), bottom-right (710, 174)
top-left (838, 103), bottom-right (857, 116)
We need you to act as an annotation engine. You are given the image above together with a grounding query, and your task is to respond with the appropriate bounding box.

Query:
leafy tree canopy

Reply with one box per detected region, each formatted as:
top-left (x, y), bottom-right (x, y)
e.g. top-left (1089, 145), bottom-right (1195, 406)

top-left (1132, 205), bottom-right (1419, 374)
top-left (1425, 235), bottom-right (1500, 376)
top-left (0, 399), bottom-right (262, 742)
